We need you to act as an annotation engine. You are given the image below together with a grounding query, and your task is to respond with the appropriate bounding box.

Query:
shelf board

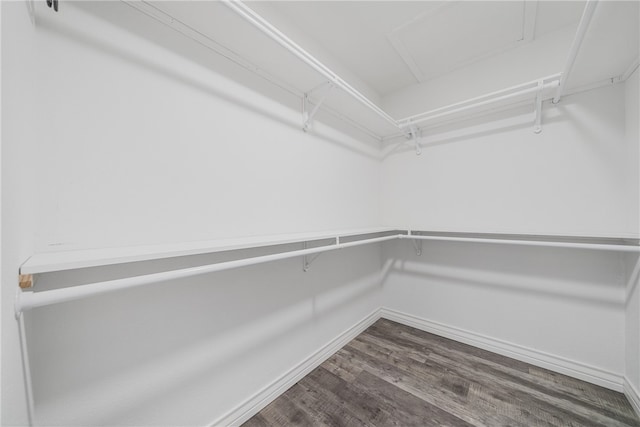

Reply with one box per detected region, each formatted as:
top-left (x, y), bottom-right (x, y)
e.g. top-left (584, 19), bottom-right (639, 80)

top-left (20, 227), bottom-right (400, 275)
top-left (407, 231), bottom-right (640, 252)
top-left (21, 228), bottom-right (639, 276)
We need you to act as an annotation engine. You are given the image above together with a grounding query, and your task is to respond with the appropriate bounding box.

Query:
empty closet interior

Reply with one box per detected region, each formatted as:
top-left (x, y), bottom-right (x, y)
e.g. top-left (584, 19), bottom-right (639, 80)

top-left (2, 0), bottom-right (639, 425)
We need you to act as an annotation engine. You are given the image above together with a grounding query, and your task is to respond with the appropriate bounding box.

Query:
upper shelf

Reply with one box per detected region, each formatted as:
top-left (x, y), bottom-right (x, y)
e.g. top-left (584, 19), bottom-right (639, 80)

top-left (113, 0), bottom-right (624, 142)
top-left (19, 227), bottom-right (399, 274)
top-left (406, 231), bottom-right (640, 253)
top-left (21, 227), bottom-right (640, 276)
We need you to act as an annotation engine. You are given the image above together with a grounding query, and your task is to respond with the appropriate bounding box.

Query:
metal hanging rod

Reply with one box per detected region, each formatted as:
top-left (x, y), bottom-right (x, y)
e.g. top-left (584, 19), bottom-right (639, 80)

top-left (221, 0), bottom-right (400, 130)
top-left (400, 233), bottom-right (640, 253)
top-left (125, 0), bottom-right (601, 139)
top-left (61, 1), bottom-right (601, 141)
top-left (122, 0), bottom-right (385, 141)
top-left (396, 74), bottom-right (561, 128)
top-left (15, 234), bottom-right (399, 315)
top-left (221, 0), bottom-right (600, 138)
top-left (15, 229), bottom-right (640, 315)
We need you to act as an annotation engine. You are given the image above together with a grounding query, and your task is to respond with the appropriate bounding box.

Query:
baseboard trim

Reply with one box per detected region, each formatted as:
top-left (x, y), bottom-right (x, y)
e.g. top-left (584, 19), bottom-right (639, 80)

top-left (624, 377), bottom-right (640, 418)
top-left (210, 307), bottom-right (627, 426)
top-left (380, 308), bottom-right (624, 392)
top-left (210, 308), bottom-right (382, 426)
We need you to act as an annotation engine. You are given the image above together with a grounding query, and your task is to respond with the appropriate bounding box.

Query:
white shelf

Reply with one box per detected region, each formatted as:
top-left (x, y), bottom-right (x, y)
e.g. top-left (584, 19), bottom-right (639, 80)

top-left (404, 231), bottom-right (640, 253)
top-left (20, 227), bottom-right (399, 275)
top-left (20, 228), bottom-right (639, 276)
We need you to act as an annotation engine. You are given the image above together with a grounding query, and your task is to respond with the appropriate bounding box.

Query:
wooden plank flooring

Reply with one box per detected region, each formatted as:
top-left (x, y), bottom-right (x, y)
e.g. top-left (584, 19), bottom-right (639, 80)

top-left (243, 319), bottom-right (640, 427)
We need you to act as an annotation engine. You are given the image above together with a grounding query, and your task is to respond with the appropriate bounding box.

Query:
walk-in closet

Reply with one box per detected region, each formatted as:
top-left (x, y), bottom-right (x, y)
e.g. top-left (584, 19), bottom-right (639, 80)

top-left (2, 1), bottom-right (639, 426)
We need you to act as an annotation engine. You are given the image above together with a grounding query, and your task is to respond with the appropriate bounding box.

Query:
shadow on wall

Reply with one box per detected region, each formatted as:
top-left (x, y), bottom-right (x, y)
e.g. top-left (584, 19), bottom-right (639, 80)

top-left (383, 240), bottom-right (626, 309)
top-left (33, 2), bottom-right (381, 160)
top-left (25, 244), bottom-right (381, 425)
top-left (625, 252), bottom-right (640, 306)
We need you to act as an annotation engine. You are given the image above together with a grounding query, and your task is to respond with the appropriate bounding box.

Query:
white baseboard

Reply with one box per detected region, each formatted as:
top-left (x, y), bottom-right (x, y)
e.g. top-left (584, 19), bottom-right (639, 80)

top-left (209, 307), bottom-right (628, 426)
top-left (624, 377), bottom-right (640, 418)
top-left (380, 308), bottom-right (624, 392)
top-left (210, 308), bottom-right (383, 427)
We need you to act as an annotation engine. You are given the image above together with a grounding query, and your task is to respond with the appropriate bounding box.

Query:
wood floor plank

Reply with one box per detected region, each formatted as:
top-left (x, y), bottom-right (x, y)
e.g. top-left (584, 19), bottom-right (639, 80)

top-left (243, 319), bottom-right (640, 427)
top-left (368, 321), bottom-right (639, 425)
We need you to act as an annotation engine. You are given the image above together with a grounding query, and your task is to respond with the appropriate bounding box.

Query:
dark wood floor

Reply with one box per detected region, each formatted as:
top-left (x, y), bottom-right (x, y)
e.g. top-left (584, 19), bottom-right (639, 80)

top-left (243, 319), bottom-right (640, 427)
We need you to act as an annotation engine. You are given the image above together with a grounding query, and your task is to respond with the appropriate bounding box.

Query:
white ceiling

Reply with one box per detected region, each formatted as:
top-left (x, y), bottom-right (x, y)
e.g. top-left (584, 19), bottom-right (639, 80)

top-left (267, 1), bottom-right (592, 96)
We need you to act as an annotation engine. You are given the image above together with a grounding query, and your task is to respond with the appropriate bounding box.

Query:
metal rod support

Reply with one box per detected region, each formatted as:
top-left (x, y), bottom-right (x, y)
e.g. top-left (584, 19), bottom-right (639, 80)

top-left (412, 239), bottom-right (423, 256)
top-left (303, 83), bottom-right (334, 132)
top-left (534, 80), bottom-right (543, 134)
top-left (553, 0), bottom-right (599, 104)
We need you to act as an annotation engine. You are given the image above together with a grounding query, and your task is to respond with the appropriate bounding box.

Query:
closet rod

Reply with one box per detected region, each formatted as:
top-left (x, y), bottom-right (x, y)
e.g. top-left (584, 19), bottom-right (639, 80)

top-left (127, 1), bottom-right (599, 139)
top-left (401, 234), bottom-right (640, 253)
top-left (15, 231), bottom-right (639, 315)
top-left (14, 234), bottom-right (399, 314)
top-left (397, 75), bottom-right (561, 127)
top-left (221, 0), bottom-right (400, 130)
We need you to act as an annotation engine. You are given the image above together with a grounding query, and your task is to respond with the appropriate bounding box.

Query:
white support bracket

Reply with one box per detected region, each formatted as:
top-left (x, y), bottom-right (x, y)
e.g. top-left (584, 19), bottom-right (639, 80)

top-left (411, 238), bottom-right (423, 256)
top-left (302, 82), bottom-right (334, 132)
top-left (404, 125), bottom-right (422, 156)
top-left (533, 80), bottom-right (544, 134)
top-left (302, 241), bottom-right (322, 272)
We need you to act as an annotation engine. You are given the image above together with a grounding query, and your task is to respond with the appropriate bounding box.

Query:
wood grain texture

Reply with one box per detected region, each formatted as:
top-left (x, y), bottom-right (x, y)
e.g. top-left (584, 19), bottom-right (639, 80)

top-left (243, 319), bottom-right (640, 427)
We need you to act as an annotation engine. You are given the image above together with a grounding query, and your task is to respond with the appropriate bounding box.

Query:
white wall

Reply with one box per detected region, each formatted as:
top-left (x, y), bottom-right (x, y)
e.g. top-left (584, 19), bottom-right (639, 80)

top-left (625, 67), bottom-right (640, 407)
top-left (380, 68), bottom-right (637, 390)
top-left (2, 2), bottom-right (40, 425)
top-left (382, 83), bottom-right (638, 238)
top-left (382, 240), bottom-right (626, 389)
top-left (2, 2), bottom-right (383, 425)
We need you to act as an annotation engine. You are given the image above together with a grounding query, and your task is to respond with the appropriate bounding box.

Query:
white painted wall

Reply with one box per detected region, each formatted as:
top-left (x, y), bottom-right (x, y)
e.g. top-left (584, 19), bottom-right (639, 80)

top-left (380, 63), bottom-right (638, 391)
top-left (382, 239), bottom-right (626, 389)
top-left (2, 2), bottom-right (40, 425)
top-left (2, 2), bottom-right (382, 425)
top-left (625, 67), bottom-right (640, 408)
top-left (382, 83), bottom-right (638, 238)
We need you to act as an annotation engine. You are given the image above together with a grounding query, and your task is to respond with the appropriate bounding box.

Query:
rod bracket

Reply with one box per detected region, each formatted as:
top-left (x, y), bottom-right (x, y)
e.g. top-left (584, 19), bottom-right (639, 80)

top-left (533, 80), bottom-right (544, 134)
top-left (411, 239), bottom-right (423, 256)
top-left (302, 242), bottom-right (322, 272)
top-left (404, 125), bottom-right (422, 155)
top-left (15, 289), bottom-right (24, 320)
top-left (302, 81), bottom-right (334, 132)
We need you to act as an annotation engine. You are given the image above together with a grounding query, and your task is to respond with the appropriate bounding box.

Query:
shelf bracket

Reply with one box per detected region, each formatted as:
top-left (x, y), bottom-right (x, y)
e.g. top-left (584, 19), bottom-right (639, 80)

top-left (302, 82), bottom-right (334, 132)
top-left (406, 126), bottom-right (422, 156)
top-left (533, 80), bottom-right (543, 134)
top-left (302, 241), bottom-right (322, 272)
top-left (411, 238), bottom-right (423, 256)
top-left (19, 274), bottom-right (34, 289)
